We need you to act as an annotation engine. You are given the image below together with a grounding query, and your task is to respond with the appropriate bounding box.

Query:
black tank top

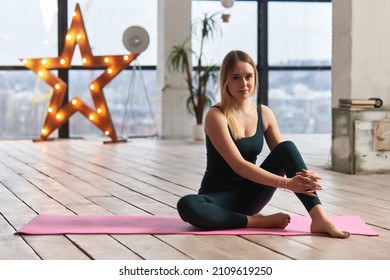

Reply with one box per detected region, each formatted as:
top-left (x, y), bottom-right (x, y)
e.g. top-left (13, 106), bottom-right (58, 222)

top-left (199, 105), bottom-right (264, 193)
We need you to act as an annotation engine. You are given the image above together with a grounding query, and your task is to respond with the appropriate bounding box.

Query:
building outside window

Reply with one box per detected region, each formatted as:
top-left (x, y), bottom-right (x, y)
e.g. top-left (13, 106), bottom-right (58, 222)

top-left (267, 0), bottom-right (332, 133)
top-left (0, 0), bottom-right (331, 139)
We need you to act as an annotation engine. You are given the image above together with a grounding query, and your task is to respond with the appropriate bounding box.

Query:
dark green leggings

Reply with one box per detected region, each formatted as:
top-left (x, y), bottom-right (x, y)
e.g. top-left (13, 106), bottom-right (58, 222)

top-left (177, 141), bottom-right (321, 229)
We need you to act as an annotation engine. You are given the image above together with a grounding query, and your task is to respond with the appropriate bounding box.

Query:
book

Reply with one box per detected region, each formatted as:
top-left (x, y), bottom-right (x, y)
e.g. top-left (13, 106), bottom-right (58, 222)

top-left (338, 98), bottom-right (383, 109)
top-left (338, 103), bottom-right (375, 109)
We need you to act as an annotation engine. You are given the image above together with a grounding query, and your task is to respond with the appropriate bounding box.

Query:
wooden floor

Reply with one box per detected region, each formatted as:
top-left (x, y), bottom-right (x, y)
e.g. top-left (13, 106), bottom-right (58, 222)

top-left (0, 134), bottom-right (389, 260)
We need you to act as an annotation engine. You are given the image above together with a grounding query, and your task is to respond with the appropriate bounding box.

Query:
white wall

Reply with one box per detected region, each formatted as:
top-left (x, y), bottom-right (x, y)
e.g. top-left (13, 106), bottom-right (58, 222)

top-left (157, 0), bottom-right (193, 139)
top-left (332, 0), bottom-right (390, 108)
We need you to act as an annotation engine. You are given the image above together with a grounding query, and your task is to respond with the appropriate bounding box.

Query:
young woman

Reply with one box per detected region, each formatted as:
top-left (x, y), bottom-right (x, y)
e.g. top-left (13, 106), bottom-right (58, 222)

top-left (177, 50), bottom-right (349, 238)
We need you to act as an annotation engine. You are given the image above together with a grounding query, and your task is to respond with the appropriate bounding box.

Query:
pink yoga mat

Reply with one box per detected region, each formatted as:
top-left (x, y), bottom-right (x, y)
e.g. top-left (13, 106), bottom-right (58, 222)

top-left (15, 215), bottom-right (378, 236)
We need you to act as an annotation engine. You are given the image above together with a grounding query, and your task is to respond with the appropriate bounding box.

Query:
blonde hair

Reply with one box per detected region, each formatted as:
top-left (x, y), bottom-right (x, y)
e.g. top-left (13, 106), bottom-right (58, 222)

top-left (217, 50), bottom-right (259, 140)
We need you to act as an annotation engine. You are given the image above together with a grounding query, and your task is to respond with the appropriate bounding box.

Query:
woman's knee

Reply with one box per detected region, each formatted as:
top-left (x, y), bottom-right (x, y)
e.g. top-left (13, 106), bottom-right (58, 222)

top-left (177, 195), bottom-right (191, 212)
top-left (177, 194), bottom-right (200, 220)
top-left (274, 140), bottom-right (302, 160)
top-left (275, 140), bottom-right (297, 153)
top-left (270, 140), bottom-right (306, 173)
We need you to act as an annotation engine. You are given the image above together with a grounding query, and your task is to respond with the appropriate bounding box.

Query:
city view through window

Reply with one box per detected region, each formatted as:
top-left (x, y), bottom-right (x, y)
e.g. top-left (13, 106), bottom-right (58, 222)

top-left (0, 1), bottom-right (331, 139)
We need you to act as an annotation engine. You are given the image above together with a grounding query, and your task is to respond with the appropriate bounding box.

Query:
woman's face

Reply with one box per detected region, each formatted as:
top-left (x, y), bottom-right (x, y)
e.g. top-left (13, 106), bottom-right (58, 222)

top-left (226, 60), bottom-right (256, 103)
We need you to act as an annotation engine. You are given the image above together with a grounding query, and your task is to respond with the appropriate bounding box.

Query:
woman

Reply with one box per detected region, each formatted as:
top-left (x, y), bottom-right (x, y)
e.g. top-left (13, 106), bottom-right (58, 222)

top-left (177, 50), bottom-right (349, 238)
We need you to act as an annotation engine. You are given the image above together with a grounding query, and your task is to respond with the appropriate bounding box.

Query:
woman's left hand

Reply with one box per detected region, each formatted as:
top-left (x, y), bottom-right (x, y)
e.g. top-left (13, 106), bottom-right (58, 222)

top-left (296, 169), bottom-right (321, 183)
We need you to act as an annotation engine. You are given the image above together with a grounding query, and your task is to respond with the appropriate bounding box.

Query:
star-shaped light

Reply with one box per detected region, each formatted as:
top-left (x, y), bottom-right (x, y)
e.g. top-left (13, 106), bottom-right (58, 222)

top-left (21, 4), bottom-right (139, 143)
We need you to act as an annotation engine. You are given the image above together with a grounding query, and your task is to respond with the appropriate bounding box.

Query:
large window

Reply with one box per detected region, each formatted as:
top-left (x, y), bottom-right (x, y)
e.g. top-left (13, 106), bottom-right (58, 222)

top-left (266, 0), bottom-right (332, 133)
top-left (0, 0), bottom-right (158, 139)
top-left (192, 0), bottom-right (332, 134)
top-left (268, 70), bottom-right (331, 133)
top-left (268, 1), bottom-right (331, 66)
top-left (191, 1), bottom-right (258, 105)
top-left (66, 0), bottom-right (158, 138)
top-left (0, 0), bottom-right (332, 139)
top-left (68, 69), bottom-right (157, 138)
top-left (0, 0), bottom-right (57, 139)
top-left (67, 0), bottom-right (157, 65)
top-left (0, 70), bottom-right (52, 138)
top-left (192, 1), bottom-right (258, 64)
top-left (0, 0), bottom-right (58, 65)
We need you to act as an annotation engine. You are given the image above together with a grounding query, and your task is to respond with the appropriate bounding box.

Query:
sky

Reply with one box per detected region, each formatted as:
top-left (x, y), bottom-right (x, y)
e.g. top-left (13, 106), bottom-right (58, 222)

top-left (0, 0), bottom-right (331, 66)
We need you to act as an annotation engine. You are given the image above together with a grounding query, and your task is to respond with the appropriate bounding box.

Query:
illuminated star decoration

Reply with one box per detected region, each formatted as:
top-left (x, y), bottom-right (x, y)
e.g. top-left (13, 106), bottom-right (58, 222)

top-left (21, 3), bottom-right (139, 143)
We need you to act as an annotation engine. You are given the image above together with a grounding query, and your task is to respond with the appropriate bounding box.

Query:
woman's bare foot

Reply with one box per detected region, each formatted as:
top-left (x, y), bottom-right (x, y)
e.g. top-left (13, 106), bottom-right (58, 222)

top-left (309, 205), bottom-right (350, 238)
top-left (247, 213), bottom-right (291, 228)
top-left (310, 217), bottom-right (350, 238)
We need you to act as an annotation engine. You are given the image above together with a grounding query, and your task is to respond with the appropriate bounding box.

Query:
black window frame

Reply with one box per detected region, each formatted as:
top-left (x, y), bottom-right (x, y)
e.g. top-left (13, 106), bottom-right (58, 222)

top-left (0, 0), bottom-right (331, 138)
top-left (258, 0), bottom-right (331, 105)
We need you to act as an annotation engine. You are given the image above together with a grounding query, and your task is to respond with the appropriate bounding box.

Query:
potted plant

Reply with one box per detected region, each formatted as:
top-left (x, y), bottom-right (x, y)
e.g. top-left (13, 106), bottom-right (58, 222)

top-left (167, 12), bottom-right (222, 140)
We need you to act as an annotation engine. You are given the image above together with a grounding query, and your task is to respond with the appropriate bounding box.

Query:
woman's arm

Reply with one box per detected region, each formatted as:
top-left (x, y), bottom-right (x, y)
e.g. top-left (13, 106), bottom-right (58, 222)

top-left (204, 106), bottom-right (321, 196)
top-left (261, 105), bottom-right (283, 151)
top-left (261, 105), bottom-right (322, 194)
top-left (205, 107), bottom-right (286, 188)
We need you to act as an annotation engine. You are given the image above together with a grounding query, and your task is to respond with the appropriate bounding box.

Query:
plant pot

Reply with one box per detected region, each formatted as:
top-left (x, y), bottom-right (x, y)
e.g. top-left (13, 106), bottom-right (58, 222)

top-left (192, 124), bottom-right (205, 141)
top-left (221, 13), bottom-right (230, 23)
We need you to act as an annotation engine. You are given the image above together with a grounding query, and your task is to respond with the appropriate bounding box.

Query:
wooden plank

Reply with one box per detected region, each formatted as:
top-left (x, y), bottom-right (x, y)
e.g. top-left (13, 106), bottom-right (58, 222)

top-left (286, 232), bottom-right (390, 260)
top-left (157, 235), bottom-right (244, 260)
top-left (243, 235), bottom-right (343, 260)
top-left (195, 235), bottom-right (290, 260)
top-left (112, 235), bottom-right (192, 260)
top-left (11, 141), bottom-right (184, 213)
top-left (22, 235), bottom-right (91, 260)
top-left (0, 182), bottom-right (89, 260)
top-left (1, 137), bottom-right (389, 260)
top-left (0, 216), bottom-right (39, 260)
top-left (0, 143), bottom-right (150, 260)
top-left (66, 234), bottom-right (142, 260)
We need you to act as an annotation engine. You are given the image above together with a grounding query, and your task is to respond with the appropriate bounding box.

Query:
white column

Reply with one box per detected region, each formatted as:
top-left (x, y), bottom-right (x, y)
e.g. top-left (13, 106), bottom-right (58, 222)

top-left (332, 0), bottom-right (390, 107)
top-left (157, 0), bottom-right (193, 139)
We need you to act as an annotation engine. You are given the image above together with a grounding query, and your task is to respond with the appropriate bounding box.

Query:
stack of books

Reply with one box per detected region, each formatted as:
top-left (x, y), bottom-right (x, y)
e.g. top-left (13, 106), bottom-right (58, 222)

top-left (338, 98), bottom-right (383, 109)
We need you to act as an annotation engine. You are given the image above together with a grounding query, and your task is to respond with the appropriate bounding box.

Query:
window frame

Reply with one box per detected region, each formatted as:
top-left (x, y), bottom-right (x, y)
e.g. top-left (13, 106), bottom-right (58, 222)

top-left (0, 0), bottom-right (331, 138)
top-left (0, 0), bottom-right (157, 139)
top-left (258, 0), bottom-right (331, 105)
